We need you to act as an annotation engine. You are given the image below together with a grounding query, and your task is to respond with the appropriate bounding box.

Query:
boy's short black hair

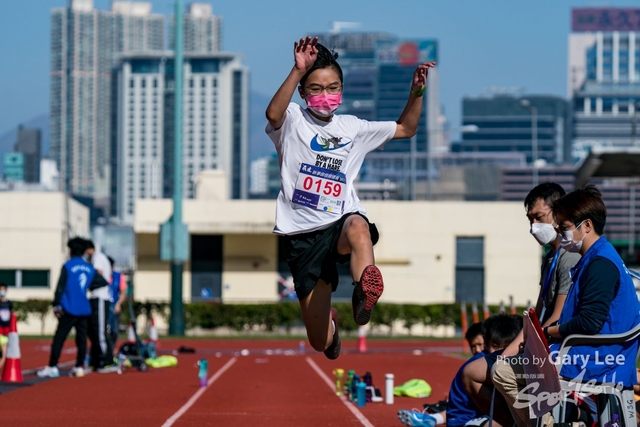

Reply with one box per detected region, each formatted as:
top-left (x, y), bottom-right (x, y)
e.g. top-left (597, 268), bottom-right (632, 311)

top-left (299, 42), bottom-right (343, 88)
top-left (465, 322), bottom-right (483, 343)
top-left (68, 237), bottom-right (88, 257)
top-left (84, 239), bottom-right (95, 250)
top-left (482, 314), bottom-right (523, 350)
top-left (108, 256), bottom-right (115, 267)
top-left (524, 182), bottom-right (566, 213)
top-left (551, 184), bottom-right (606, 235)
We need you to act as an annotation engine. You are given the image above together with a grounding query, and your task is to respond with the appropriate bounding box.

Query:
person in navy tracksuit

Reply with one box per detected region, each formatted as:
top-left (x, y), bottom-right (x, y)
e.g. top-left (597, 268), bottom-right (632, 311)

top-left (37, 237), bottom-right (109, 378)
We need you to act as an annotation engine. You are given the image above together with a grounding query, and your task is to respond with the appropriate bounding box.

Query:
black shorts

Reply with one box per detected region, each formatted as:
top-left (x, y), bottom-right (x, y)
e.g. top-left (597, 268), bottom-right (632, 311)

top-left (283, 212), bottom-right (379, 301)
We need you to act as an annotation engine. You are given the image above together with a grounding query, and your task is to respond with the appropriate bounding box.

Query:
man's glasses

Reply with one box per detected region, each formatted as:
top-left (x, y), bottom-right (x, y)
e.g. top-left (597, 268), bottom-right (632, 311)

top-left (304, 84), bottom-right (343, 95)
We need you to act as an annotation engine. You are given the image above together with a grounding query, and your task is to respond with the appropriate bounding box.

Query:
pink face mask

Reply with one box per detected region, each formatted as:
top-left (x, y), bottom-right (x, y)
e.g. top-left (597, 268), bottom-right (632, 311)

top-left (306, 93), bottom-right (342, 117)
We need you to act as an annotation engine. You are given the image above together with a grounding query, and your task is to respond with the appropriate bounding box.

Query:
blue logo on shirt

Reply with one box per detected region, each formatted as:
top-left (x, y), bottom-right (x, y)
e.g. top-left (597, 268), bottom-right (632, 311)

top-left (310, 134), bottom-right (352, 151)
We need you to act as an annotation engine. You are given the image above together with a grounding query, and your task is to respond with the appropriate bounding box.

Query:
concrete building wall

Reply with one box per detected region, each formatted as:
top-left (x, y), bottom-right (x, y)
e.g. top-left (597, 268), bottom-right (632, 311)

top-left (0, 192), bottom-right (89, 334)
top-left (134, 188), bottom-right (541, 306)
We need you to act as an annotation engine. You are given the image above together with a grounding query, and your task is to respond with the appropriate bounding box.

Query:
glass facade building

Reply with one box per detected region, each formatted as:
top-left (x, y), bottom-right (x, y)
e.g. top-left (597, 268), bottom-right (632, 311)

top-left (315, 33), bottom-right (439, 200)
top-left (569, 8), bottom-right (640, 162)
top-left (460, 95), bottom-right (571, 165)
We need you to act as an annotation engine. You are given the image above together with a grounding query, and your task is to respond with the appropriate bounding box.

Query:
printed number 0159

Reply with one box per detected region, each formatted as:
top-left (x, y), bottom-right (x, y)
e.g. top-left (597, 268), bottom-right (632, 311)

top-left (303, 177), bottom-right (341, 197)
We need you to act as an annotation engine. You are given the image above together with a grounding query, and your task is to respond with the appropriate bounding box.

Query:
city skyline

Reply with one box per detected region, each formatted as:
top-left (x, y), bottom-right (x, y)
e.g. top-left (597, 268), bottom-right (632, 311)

top-left (4, 0), bottom-right (640, 142)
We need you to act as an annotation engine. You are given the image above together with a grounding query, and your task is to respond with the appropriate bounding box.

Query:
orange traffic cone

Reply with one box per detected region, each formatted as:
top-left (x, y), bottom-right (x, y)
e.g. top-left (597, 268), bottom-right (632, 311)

top-left (149, 316), bottom-right (158, 347)
top-left (357, 326), bottom-right (367, 353)
top-left (1, 313), bottom-right (23, 382)
top-left (127, 321), bottom-right (136, 343)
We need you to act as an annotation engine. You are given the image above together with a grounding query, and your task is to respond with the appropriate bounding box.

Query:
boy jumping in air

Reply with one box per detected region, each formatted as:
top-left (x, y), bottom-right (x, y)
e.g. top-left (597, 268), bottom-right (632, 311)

top-left (265, 36), bottom-right (434, 359)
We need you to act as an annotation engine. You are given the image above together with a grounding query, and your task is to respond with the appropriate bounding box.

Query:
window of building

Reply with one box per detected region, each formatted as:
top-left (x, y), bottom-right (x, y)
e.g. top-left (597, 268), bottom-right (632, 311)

top-left (153, 79), bottom-right (157, 88)
top-left (0, 269), bottom-right (50, 288)
top-left (189, 79), bottom-right (194, 88)
top-left (129, 79), bottom-right (134, 88)
top-left (455, 237), bottom-right (484, 303)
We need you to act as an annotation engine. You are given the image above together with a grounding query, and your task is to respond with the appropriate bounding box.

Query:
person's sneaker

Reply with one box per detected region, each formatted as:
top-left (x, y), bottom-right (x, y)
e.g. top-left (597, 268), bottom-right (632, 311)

top-left (36, 366), bottom-right (59, 378)
top-left (323, 307), bottom-right (341, 360)
top-left (398, 409), bottom-right (437, 427)
top-left (352, 265), bottom-right (384, 325)
top-left (423, 398), bottom-right (448, 413)
top-left (97, 364), bottom-right (119, 374)
top-left (69, 366), bottom-right (85, 377)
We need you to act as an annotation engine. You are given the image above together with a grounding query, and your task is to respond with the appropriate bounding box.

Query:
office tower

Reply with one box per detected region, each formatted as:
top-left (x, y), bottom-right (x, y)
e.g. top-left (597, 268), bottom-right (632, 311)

top-left (569, 8), bottom-right (640, 162)
top-left (459, 93), bottom-right (571, 165)
top-left (170, 3), bottom-right (222, 53)
top-left (50, 0), bottom-right (164, 213)
top-left (114, 53), bottom-right (249, 224)
top-left (14, 126), bottom-right (42, 183)
top-left (316, 32), bottom-right (440, 200)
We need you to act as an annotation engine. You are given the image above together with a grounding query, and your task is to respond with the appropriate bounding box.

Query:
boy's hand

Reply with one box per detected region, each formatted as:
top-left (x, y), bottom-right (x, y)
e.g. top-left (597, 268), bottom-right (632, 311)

top-left (114, 303), bottom-right (121, 315)
top-left (294, 36), bottom-right (318, 73)
top-left (411, 62), bottom-right (436, 92)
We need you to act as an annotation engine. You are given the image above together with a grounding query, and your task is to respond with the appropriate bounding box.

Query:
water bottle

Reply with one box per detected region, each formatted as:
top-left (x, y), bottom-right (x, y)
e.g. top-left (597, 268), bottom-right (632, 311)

top-left (346, 370), bottom-right (355, 397)
top-left (356, 381), bottom-right (367, 407)
top-left (298, 340), bottom-right (305, 354)
top-left (351, 374), bottom-right (361, 402)
top-left (385, 373), bottom-right (394, 404)
top-left (84, 354), bottom-right (90, 371)
top-left (198, 358), bottom-right (208, 387)
top-left (363, 372), bottom-right (373, 402)
top-left (333, 368), bottom-right (344, 396)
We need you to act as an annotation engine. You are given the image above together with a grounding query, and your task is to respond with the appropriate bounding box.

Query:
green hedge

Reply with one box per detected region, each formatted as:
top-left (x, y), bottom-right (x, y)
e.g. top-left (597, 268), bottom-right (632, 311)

top-left (12, 299), bottom-right (528, 336)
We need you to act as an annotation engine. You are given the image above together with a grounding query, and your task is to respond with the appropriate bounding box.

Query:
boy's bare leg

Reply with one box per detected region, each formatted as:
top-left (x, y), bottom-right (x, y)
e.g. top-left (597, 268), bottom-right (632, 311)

top-left (299, 279), bottom-right (334, 352)
top-left (336, 215), bottom-right (374, 281)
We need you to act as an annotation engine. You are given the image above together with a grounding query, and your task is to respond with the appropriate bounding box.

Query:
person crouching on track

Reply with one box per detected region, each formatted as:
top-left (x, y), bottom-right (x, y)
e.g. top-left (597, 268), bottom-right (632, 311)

top-left (37, 237), bottom-right (109, 378)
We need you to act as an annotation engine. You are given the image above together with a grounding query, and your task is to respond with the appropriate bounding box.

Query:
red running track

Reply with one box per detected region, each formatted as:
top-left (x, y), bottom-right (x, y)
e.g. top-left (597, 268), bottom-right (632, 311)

top-left (0, 338), bottom-right (466, 427)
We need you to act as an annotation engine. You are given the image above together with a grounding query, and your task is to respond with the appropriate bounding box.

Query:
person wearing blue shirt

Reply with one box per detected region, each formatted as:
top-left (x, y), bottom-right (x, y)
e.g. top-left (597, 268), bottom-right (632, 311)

top-left (398, 315), bottom-right (522, 427)
top-left (492, 185), bottom-right (640, 427)
top-left (37, 237), bottom-right (109, 378)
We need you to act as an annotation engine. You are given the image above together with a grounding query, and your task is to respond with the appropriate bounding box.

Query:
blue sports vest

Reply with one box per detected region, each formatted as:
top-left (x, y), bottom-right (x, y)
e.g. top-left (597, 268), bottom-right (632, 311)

top-left (110, 271), bottom-right (122, 304)
top-left (552, 236), bottom-right (640, 386)
top-left (446, 351), bottom-right (485, 427)
top-left (60, 257), bottom-right (95, 316)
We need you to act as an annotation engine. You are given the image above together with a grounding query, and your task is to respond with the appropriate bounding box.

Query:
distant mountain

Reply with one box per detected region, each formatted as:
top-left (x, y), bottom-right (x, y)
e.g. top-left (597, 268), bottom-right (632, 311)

top-left (0, 113), bottom-right (50, 175)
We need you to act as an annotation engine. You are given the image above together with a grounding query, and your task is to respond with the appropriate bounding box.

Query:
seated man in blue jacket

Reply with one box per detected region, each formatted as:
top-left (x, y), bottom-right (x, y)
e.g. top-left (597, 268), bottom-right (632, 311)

top-left (37, 237), bottom-right (109, 378)
top-left (492, 185), bottom-right (640, 427)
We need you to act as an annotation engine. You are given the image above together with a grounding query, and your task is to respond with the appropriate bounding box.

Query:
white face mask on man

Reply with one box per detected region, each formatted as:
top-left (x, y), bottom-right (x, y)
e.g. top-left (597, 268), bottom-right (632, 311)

top-left (558, 221), bottom-right (586, 253)
top-left (530, 223), bottom-right (557, 246)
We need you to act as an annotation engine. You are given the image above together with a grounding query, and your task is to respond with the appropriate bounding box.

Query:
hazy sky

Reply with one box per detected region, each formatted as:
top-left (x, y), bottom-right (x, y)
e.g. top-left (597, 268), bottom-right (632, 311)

top-left (2, 0), bottom-right (640, 137)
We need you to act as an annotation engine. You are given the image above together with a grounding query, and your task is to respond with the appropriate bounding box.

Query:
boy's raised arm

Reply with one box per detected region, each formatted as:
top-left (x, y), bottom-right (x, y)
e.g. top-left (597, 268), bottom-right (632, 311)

top-left (266, 36), bottom-right (318, 130)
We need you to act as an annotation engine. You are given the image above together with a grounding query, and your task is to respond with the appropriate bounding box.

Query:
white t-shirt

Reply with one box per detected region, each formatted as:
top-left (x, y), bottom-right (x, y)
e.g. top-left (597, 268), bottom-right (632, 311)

top-left (90, 250), bottom-right (112, 300)
top-left (266, 103), bottom-right (396, 235)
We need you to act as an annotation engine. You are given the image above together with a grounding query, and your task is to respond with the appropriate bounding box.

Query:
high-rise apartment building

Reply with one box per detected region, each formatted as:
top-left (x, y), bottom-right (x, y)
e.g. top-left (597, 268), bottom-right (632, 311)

top-left (170, 3), bottom-right (222, 54)
top-left (50, 0), bottom-right (164, 212)
top-left (316, 32), bottom-right (440, 199)
top-left (14, 126), bottom-right (42, 183)
top-left (114, 53), bottom-right (249, 224)
top-left (569, 8), bottom-right (640, 162)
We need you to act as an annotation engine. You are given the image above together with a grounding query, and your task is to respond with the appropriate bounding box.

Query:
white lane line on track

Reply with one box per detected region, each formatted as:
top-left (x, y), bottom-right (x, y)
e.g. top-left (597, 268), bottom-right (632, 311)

top-left (306, 357), bottom-right (375, 427)
top-left (160, 357), bottom-right (237, 427)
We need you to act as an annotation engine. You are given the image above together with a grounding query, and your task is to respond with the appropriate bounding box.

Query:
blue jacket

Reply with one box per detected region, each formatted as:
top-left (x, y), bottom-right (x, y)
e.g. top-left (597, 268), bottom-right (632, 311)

top-left (552, 236), bottom-right (640, 386)
top-left (110, 271), bottom-right (122, 304)
top-left (54, 257), bottom-right (108, 317)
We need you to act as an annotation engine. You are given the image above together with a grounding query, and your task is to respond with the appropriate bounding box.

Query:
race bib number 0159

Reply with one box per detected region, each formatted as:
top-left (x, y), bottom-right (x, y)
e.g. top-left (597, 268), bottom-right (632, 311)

top-left (292, 163), bottom-right (347, 215)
